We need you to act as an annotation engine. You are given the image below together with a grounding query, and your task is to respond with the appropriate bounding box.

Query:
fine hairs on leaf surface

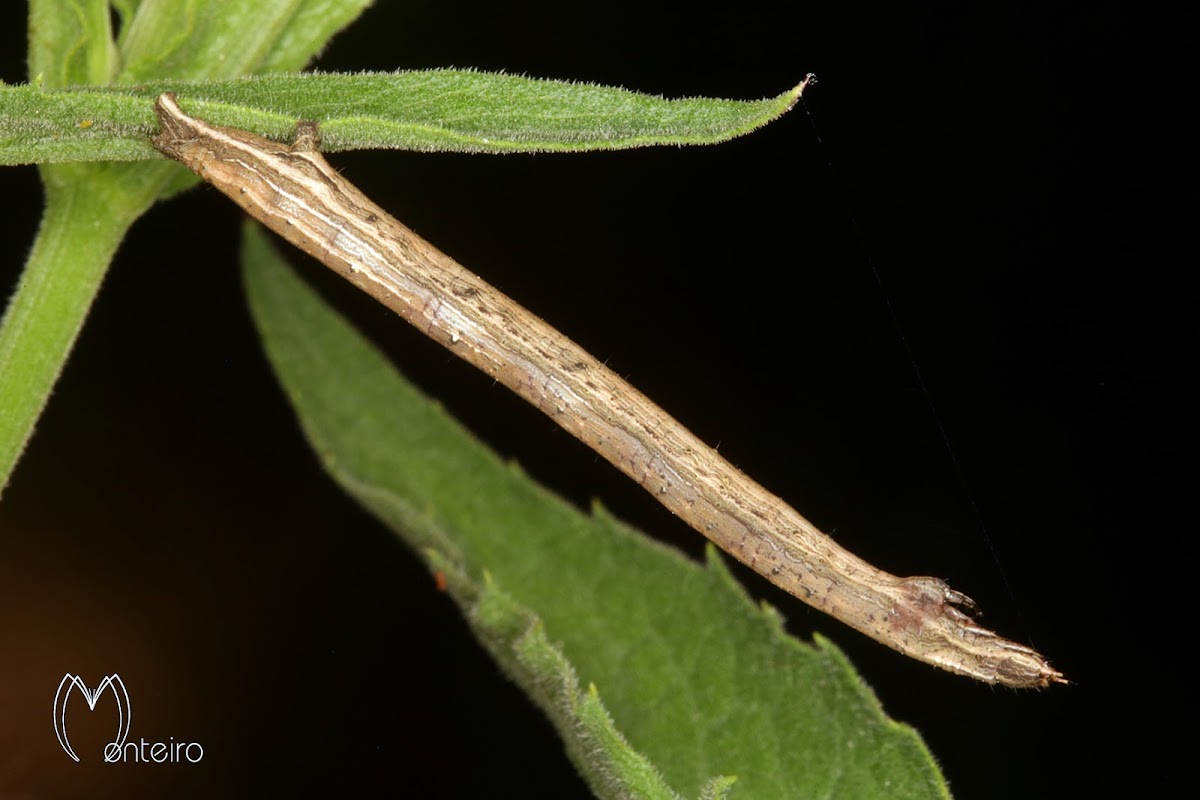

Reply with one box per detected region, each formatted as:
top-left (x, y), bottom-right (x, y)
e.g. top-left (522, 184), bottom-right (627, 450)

top-left (241, 222), bottom-right (950, 799)
top-left (0, 71), bottom-right (806, 165)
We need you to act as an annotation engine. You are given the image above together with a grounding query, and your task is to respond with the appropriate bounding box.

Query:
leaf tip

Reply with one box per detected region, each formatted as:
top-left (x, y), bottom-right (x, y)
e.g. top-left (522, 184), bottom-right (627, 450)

top-left (784, 73), bottom-right (818, 109)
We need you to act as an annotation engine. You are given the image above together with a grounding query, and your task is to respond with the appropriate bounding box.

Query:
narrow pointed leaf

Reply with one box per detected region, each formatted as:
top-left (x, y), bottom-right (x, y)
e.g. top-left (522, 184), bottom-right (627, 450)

top-left (0, 71), bottom-right (804, 165)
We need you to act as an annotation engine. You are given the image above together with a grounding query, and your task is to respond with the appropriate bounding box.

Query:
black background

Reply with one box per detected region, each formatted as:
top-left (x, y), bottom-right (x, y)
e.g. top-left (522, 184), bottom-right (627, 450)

top-left (0, 2), bottom-right (1175, 798)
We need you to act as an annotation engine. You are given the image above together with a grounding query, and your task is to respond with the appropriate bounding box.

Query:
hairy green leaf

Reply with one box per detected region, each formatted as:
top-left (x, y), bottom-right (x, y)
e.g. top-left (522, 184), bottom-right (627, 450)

top-left (116, 0), bottom-right (372, 81)
top-left (0, 71), bottom-right (804, 165)
top-left (27, 0), bottom-right (119, 88)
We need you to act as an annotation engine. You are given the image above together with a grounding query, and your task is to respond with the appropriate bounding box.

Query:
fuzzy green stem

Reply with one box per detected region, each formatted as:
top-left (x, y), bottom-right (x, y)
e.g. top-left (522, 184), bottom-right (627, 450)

top-left (0, 168), bottom-right (156, 496)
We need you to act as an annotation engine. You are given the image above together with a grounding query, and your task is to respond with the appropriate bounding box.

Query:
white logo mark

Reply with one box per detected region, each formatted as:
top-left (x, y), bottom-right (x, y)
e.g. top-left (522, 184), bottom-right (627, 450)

top-left (52, 673), bottom-right (131, 762)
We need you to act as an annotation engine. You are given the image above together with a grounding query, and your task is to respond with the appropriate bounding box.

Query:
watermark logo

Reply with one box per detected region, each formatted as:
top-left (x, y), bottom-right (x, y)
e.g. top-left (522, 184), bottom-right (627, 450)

top-left (52, 673), bottom-right (203, 763)
top-left (53, 674), bottom-right (131, 763)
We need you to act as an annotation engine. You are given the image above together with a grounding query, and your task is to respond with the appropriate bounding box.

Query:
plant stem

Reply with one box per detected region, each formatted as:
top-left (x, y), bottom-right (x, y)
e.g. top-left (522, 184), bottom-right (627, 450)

top-left (0, 166), bottom-right (158, 497)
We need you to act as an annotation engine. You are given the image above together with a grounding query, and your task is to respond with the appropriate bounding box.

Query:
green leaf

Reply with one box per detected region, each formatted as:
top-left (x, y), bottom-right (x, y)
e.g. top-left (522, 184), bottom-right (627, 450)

top-left (0, 71), bottom-right (805, 165)
top-left (116, 0), bottom-right (373, 81)
top-left (27, 0), bottom-right (119, 88)
top-left (241, 222), bottom-right (951, 799)
top-left (252, 0), bottom-right (381, 75)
